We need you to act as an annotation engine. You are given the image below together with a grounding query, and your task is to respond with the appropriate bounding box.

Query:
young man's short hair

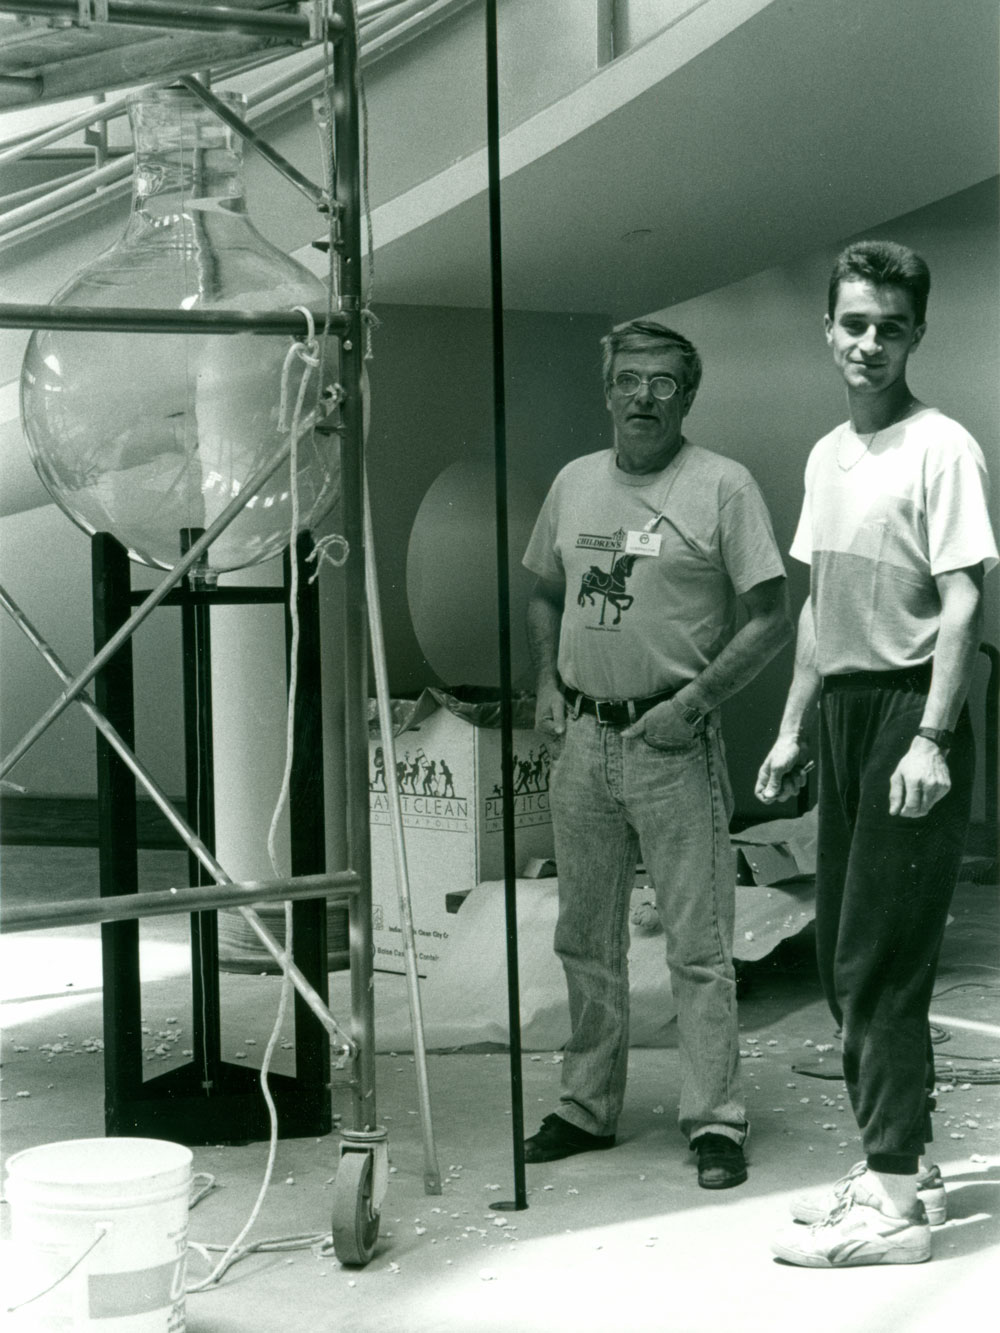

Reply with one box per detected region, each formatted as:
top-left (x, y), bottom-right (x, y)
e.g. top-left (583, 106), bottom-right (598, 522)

top-left (601, 320), bottom-right (703, 401)
top-left (827, 240), bottom-right (931, 326)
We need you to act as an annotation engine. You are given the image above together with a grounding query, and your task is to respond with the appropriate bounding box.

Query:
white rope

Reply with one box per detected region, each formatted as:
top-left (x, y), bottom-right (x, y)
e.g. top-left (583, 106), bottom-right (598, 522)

top-left (307, 533), bottom-right (350, 582)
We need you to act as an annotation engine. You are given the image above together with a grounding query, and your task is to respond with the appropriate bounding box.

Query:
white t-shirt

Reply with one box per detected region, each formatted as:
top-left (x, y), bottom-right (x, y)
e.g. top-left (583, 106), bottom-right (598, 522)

top-left (523, 443), bottom-right (785, 699)
top-left (790, 407), bottom-right (998, 675)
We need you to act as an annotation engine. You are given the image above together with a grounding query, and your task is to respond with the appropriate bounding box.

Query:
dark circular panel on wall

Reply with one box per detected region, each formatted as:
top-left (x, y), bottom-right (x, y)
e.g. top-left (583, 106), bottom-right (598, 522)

top-left (406, 456), bottom-right (544, 689)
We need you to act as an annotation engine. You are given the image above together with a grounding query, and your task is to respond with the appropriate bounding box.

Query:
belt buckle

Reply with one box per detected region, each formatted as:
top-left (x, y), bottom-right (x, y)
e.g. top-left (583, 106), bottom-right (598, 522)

top-left (594, 698), bottom-right (627, 726)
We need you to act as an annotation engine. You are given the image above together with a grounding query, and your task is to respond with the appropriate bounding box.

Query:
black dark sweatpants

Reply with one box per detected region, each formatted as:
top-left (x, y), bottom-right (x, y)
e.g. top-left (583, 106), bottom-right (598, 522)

top-left (815, 666), bottom-right (975, 1175)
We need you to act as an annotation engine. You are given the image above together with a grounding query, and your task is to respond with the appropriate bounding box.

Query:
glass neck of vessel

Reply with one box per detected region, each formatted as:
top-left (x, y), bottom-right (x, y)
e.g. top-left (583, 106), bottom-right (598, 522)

top-left (125, 89), bottom-right (251, 239)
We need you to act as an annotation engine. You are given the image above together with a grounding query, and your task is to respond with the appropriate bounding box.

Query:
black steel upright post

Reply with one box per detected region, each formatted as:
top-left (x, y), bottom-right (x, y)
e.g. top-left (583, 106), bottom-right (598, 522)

top-left (485, 0), bottom-right (528, 1212)
top-left (92, 533), bottom-right (142, 1133)
top-left (286, 532), bottom-right (332, 1110)
top-left (334, 0), bottom-right (376, 1132)
top-left (179, 527), bottom-right (223, 1098)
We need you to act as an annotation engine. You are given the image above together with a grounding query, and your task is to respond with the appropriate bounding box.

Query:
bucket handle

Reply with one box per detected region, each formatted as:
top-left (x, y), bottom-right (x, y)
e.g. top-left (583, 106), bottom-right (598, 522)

top-left (5, 1225), bottom-right (109, 1316)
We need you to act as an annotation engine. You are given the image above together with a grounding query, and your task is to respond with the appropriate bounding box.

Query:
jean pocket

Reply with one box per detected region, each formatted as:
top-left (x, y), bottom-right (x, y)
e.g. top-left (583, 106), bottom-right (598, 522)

top-left (640, 732), bottom-right (699, 755)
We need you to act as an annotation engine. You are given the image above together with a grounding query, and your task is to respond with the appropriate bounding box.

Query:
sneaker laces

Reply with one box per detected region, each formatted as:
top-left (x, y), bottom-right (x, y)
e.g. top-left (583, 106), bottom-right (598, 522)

top-left (812, 1194), bottom-right (856, 1232)
top-left (831, 1161), bottom-right (867, 1199)
top-left (814, 1185), bottom-right (927, 1234)
top-left (806, 1163), bottom-right (866, 1228)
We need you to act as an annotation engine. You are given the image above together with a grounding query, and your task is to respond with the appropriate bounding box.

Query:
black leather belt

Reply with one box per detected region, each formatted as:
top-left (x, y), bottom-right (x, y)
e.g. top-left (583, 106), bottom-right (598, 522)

top-left (822, 662), bottom-right (933, 694)
top-left (560, 683), bottom-right (678, 727)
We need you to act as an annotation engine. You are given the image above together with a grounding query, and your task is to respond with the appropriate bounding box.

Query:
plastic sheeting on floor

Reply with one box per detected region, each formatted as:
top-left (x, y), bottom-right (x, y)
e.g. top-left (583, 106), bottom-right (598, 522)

top-left (367, 873), bottom-right (817, 1052)
top-left (369, 879), bottom-right (674, 1052)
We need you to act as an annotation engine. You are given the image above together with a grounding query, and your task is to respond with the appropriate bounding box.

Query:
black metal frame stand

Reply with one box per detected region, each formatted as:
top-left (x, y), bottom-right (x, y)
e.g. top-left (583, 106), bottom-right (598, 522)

top-left (92, 530), bottom-right (331, 1144)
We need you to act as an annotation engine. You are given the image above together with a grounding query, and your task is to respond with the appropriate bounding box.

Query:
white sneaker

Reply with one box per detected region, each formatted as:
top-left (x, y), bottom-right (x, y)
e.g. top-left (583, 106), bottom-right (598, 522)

top-left (773, 1192), bottom-right (931, 1268)
top-left (790, 1161), bottom-right (947, 1226)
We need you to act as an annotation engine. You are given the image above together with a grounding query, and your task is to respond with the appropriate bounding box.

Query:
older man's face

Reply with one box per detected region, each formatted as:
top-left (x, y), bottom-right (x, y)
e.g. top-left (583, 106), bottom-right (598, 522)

top-left (606, 346), bottom-right (691, 475)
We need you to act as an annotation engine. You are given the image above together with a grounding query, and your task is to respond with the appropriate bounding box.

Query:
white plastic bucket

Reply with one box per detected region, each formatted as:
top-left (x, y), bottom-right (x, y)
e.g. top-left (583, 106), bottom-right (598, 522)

top-left (4, 1137), bottom-right (192, 1332)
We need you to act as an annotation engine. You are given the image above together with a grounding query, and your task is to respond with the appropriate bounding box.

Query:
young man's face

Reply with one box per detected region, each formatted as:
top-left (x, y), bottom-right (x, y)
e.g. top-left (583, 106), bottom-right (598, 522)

top-left (824, 278), bottom-right (925, 395)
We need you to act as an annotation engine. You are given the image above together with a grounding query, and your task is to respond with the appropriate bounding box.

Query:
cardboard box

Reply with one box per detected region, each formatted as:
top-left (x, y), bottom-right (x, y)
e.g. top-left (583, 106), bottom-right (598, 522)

top-left (369, 690), bottom-right (554, 974)
top-left (731, 808), bottom-right (818, 885)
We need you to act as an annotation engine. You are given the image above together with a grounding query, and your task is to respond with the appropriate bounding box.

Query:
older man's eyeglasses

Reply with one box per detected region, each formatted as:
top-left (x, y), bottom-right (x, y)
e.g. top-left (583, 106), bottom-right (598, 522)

top-left (610, 372), bottom-right (679, 401)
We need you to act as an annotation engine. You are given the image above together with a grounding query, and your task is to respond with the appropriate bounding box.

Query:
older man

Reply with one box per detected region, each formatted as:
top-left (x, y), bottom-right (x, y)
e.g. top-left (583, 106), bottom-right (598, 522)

top-left (522, 319), bottom-right (790, 1188)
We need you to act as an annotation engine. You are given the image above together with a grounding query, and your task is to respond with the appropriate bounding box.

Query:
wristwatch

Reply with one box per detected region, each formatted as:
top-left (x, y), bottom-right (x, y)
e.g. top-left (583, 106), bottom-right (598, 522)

top-left (677, 701), bottom-right (704, 732)
top-left (916, 726), bottom-right (953, 754)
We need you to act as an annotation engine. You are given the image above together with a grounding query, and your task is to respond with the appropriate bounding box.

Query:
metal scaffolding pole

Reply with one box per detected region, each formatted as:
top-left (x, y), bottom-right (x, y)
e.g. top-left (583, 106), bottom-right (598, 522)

top-left (0, 304), bottom-right (346, 335)
top-left (1, 871), bottom-right (361, 934)
top-left (0, 0), bottom-right (344, 40)
top-left (364, 473), bottom-right (442, 1195)
top-left (178, 75), bottom-right (332, 211)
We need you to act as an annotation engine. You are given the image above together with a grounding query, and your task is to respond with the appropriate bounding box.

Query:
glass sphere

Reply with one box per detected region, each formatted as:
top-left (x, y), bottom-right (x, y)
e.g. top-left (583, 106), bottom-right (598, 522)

top-left (20, 87), bottom-right (340, 578)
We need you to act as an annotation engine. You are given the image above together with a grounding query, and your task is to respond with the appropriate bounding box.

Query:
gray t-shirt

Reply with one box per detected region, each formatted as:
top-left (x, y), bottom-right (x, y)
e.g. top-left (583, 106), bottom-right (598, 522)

top-left (523, 442), bottom-right (785, 699)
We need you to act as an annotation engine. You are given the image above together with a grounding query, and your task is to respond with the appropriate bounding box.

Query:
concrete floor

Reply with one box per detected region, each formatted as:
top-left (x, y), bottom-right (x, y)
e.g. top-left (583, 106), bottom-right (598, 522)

top-left (1, 847), bottom-right (998, 1332)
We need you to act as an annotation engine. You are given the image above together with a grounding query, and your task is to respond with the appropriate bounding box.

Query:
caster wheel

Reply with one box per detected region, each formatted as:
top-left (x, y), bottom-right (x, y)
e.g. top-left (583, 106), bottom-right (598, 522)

top-left (331, 1150), bottom-right (380, 1266)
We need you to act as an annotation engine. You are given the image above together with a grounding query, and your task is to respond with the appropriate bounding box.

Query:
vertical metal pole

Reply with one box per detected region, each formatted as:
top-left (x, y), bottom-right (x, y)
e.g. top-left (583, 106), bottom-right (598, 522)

top-left (485, 0), bottom-right (527, 1212)
top-left (363, 478), bottom-right (442, 1194)
top-left (180, 528), bottom-right (221, 1096)
top-left (92, 533), bottom-right (142, 1132)
top-left (980, 643), bottom-right (998, 849)
top-left (334, 1), bottom-right (377, 1131)
top-left (286, 533), bottom-right (332, 1122)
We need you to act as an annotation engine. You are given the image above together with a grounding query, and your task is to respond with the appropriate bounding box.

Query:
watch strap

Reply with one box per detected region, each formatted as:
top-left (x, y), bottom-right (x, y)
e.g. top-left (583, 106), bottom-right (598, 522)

top-left (678, 701), bottom-right (704, 730)
top-left (916, 726), bottom-right (953, 753)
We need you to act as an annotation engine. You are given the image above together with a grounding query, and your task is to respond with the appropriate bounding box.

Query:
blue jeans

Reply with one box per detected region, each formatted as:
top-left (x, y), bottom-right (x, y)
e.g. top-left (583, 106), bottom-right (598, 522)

top-left (548, 710), bottom-right (746, 1145)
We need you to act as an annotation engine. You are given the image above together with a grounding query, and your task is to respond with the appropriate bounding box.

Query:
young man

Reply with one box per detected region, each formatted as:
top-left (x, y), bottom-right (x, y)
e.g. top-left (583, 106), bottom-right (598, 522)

top-left (522, 320), bottom-right (789, 1189)
top-left (757, 241), bottom-right (997, 1265)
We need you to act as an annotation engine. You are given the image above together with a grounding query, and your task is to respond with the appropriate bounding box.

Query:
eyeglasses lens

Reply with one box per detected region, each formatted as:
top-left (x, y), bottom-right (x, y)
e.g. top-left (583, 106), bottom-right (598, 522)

top-left (613, 373), bottom-right (677, 400)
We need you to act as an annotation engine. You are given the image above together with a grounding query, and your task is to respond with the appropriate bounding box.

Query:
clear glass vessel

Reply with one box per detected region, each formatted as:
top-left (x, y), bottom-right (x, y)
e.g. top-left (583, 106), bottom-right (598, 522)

top-left (20, 87), bottom-right (339, 578)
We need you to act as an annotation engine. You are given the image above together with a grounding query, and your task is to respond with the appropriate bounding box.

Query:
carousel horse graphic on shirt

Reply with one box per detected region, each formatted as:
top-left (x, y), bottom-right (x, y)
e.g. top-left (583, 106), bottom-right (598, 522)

top-left (577, 552), bottom-right (638, 625)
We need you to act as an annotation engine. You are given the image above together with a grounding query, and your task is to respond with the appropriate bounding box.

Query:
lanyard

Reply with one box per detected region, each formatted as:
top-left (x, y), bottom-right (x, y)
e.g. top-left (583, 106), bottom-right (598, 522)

top-left (641, 443), bottom-right (690, 532)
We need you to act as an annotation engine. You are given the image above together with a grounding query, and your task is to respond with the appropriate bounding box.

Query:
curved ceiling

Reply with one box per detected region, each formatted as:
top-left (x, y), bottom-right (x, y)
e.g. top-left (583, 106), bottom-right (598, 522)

top-left (332, 0), bottom-right (999, 318)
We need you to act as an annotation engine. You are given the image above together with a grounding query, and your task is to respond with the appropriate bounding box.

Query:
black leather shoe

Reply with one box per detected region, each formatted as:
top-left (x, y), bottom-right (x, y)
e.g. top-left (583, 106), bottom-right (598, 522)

top-left (524, 1113), bottom-right (616, 1164)
top-left (693, 1133), bottom-right (747, 1189)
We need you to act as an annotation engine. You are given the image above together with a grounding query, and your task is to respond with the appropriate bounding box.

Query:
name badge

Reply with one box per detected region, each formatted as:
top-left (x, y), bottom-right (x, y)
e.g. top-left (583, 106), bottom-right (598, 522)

top-left (625, 530), bottom-right (662, 557)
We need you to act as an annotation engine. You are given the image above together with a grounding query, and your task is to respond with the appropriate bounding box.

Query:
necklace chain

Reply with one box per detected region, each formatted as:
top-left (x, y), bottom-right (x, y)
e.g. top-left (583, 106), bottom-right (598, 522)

top-left (836, 397), bottom-right (916, 472)
top-left (837, 427), bottom-right (878, 471)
